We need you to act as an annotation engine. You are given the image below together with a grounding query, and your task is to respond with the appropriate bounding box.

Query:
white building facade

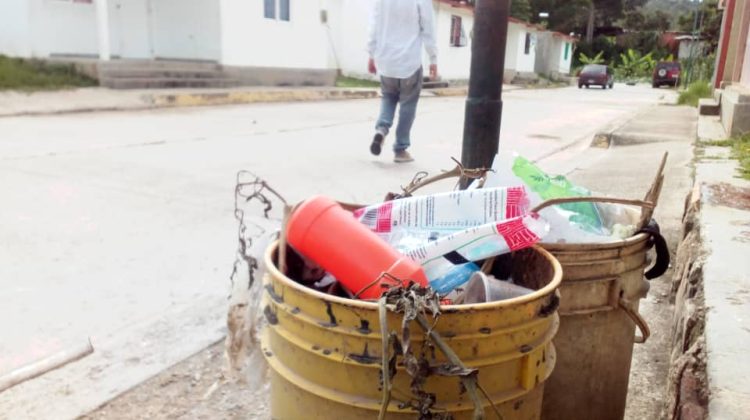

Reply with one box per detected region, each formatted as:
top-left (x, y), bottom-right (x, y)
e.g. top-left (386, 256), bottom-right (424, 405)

top-left (535, 31), bottom-right (576, 80)
top-left (0, 0), bottom-right (575, 86)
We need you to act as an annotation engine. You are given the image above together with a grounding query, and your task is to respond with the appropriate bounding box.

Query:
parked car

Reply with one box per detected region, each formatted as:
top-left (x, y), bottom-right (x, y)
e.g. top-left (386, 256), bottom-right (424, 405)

top-left (578, 64), bottom-right (614, 89)
top-left (652, 61), bottom-right (681, 88)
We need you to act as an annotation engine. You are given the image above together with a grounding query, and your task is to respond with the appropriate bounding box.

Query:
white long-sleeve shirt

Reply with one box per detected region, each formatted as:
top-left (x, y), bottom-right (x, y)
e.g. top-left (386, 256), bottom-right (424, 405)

top-left (367, 0), bottom-right (438, 79)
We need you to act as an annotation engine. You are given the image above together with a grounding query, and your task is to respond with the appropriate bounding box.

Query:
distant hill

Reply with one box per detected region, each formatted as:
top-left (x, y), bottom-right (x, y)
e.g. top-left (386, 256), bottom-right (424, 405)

top-left (643, 0), bottom-right (704, 28)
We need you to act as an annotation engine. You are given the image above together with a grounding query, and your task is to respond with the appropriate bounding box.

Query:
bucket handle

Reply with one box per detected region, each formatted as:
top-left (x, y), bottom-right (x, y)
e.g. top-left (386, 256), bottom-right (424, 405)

top-left (619, 297), bottom-right (651, 344)
top-left (531, 196), bottom-right (655, 215)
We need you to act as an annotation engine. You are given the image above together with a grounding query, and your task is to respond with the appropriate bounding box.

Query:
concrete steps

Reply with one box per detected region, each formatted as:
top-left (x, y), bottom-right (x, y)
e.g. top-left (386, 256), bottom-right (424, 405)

top-left (698, 98), bottom-right (721, 116)
top-left (104, 78), bottom-right (244, 90)
top-left (98, 60), bottom-right (238, 89)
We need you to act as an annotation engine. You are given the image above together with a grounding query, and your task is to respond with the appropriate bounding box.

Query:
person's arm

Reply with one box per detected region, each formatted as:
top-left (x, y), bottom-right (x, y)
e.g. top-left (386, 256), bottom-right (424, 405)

top-left (367, 0), bottom-right (380, 74)
top-left (417, 0), bottom-right (438, 79)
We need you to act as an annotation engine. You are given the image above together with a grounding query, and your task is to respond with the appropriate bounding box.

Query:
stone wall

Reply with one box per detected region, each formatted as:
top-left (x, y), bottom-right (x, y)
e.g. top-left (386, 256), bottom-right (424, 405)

top-left (666, 184), bottom-right (709, 420)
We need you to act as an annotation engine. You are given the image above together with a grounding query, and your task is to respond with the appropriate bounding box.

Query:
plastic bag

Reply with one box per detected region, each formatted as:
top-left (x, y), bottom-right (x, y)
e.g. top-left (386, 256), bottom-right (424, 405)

top-left (485, 153), bottom-right (639, 243)
top-left (353, 186), bottom-right (530, 253)
top-left (403, 214), bottom-right (549, 294)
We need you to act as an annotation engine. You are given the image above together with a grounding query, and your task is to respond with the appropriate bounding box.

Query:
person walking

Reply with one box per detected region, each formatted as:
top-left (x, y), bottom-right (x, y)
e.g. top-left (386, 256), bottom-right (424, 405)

top-left (367, 0), bottom-right (438, 163)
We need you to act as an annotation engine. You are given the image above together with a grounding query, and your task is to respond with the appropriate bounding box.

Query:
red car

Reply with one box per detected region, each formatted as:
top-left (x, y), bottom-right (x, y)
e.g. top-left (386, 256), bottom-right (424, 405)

top-left (578, 64), bottom-right (614, 89)
top-left (652, 61), bottom-right (681, 88)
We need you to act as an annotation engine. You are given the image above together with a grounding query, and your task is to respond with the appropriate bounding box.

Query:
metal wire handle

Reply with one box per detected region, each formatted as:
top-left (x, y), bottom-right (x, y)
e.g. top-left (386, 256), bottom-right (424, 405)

top-left (619, 297), bottom-right (651, 344)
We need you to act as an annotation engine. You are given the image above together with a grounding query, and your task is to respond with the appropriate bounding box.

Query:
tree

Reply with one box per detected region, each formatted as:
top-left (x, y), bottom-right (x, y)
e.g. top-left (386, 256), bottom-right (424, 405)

top-left (677, 0), bottom-right (723, 51)
top-left (622, 9), bottom-right (671, 32)
top-left (579, 51), bottom-right (606, 65)
top-left (529, 0), bottom-right (591, 34)
top-left (510, 0), bottom-right (533, 22)
top-left (615, 48), bottom-right (655, 80)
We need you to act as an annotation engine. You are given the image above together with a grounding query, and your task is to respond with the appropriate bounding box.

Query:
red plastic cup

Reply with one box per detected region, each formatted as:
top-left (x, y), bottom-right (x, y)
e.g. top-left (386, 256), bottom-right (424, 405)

top-left (286, 196), bottom-right (428, 300)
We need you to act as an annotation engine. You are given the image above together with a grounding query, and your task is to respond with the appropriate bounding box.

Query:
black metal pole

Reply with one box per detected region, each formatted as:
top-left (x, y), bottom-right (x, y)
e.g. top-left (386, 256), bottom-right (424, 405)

top-left (460, 0), bottom-right (509, 188)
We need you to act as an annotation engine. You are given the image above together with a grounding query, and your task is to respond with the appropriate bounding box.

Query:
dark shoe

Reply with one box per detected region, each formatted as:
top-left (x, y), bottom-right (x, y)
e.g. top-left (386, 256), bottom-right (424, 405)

top-left (394, 150), bottom-right (414, 163)
top-left (370, 133), bottom-right (384, 156)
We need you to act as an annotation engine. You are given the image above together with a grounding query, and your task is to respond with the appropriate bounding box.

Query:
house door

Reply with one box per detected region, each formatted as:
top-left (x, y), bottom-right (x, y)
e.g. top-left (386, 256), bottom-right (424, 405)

top-left (111, 0), bottom-right (152, 58)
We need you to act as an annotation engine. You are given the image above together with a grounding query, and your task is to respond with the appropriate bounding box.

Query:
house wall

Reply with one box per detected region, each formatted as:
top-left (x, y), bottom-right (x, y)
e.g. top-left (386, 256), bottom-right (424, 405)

top-left (221, 0), bottom-right (330, 69)
top-left (729, 0), bottom-right (750, 82)
top-left (110, 0), bottom-right (151, 59)
top-left (741, 18), bottom-right (750, 86)
top-left (534, 32), bottom-right (559, 76)
top-left (678, 40), bottom-right (706, 60)
top-left (505, 22), bottom-right (536, 77)
top-left (150, 0), bottom-right (221, 61)
top-left (325, 0), bottom-right (373, 78)
top-left (434, 4), bottom-right (473, 80)
top-left (505, 24), bottom-right (519, 72)
top-left (559, 39), bottom-right (572, 74)
top-left (510, 23), bottom-right (536, 74)
top-left (0, 1), bottom-right (31, 57)
top-left (28, 0), bottom-right (99, 57)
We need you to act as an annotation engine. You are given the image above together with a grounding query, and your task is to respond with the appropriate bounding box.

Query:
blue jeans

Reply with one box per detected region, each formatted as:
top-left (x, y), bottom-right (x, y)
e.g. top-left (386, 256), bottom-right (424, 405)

top-left (375, 67), bottom-right (423, 152)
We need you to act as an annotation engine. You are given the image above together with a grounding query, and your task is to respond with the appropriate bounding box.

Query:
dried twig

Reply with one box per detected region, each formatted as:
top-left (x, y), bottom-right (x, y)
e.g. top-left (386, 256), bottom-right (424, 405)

top-left (376, 283), bottom-right (502, 420)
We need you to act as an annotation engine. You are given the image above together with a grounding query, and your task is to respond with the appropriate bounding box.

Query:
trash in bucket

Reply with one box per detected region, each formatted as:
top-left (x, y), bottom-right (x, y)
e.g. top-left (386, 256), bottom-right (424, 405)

top-left (262, 241), bottom-right (562, 419)
top-left (234, 154), bottom-right (672, 420)
top-left (452, 271), bottom-right (535, 304)
top-left (485, 152), bottom-right (645, 243)
top-left (353, 186), bottom-right (531, 252)
top-left (286, 195), bottom-right (428, 300)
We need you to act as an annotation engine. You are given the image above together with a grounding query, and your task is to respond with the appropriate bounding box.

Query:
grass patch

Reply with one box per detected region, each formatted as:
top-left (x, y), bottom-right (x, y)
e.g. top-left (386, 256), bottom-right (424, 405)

top-left (698, 139), bottom-right (735, 147)
top-left (677, 81), bottom-right (712, 107)
top-left (0, 55), bottom-right (97, 91)
top-left (335, 75), bottom-right (380, 88)
top-left (701, 133), bottom-right (750, 179)
top-left (733, 133), bottom-right (750, 180)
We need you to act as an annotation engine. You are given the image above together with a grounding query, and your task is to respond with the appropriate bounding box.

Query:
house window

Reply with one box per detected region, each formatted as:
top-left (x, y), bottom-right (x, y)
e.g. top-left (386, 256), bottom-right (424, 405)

top-left (564, 42), bottom-right (570, 60)
top-left (524, 33), bottom-right (531, 55)
top-left (450, 16), bottom-right (467, 47)
top-left (264, 0), bottom-right (290, 21)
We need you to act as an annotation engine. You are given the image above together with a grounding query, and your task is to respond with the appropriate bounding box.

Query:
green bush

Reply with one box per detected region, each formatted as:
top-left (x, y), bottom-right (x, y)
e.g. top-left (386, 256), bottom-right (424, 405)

top-left (680, 53), bottom-right (716, 87)
top-left (0, 55), bottom-right (97, 90)
top-left (733, 133), bottom-right (750, 180)
top-left (614, 49), bottom-right (655, 82)
top-left (677, 81), bottom-right (712, 107)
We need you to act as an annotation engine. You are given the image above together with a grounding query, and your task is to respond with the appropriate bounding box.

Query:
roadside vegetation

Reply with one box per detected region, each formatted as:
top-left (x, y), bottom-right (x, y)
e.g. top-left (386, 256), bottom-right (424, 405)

top-left (700, 134), bottom-right (750, 179)
top-left (564, 0), bottom-right (722, 86)
top-left (335, 76), bottom-right (380, 89)
top-left (0, 55), bottom-right (97, 91)
top-left (677, 81), bottom-right (712, 107)
top-left (732, 134), bottom-right (750, 180)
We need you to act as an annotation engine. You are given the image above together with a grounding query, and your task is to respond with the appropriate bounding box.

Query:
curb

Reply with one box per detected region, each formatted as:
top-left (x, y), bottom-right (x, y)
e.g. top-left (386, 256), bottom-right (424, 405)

top-left (0, 85), bottom-right (503, 118)
top-left (0, 88), bottom-right (382, 118)
top-left (589, 107), bottom-right (654, 149)
top-left (148, 88), bottom-right (379, 108)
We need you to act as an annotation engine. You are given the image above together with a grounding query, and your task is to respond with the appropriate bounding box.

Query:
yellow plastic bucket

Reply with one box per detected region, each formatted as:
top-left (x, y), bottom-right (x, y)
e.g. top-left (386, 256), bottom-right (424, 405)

top-left (261, 243), bottom-right (562, 419)
top-left (540, 234), bottom-right (652, 420)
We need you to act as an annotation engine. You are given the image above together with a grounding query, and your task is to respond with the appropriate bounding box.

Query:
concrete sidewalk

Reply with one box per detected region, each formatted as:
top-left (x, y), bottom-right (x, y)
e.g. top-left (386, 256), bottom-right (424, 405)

top-left (668, 115), bottom-right (750, 420)
top-left (0, 87), bottom-right (377, 117)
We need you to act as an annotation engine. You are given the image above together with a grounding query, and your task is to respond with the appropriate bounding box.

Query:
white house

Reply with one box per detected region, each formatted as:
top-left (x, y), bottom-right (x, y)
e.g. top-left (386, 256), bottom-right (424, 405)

top-left (0, 0), bottom-right (572, 87)
top-left (330, 0), bottom-right (547, 83)
top-left (535, 31), bottom-right (576, 80)
top-left (676, 36), bottom-right (707, 60)
top-left (0, 0), bottom-right (338, 86)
